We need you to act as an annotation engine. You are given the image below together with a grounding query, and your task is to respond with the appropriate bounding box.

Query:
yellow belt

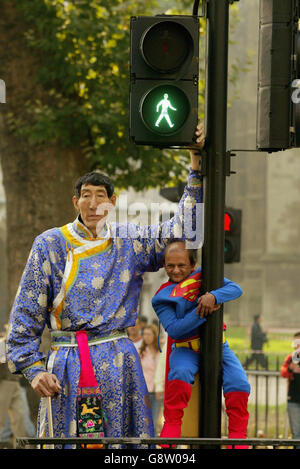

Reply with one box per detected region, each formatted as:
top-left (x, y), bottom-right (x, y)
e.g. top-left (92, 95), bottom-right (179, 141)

top-left (174, 332), bottom-right (226, 352)
top-left (174, 337), bottom-right (200, 352)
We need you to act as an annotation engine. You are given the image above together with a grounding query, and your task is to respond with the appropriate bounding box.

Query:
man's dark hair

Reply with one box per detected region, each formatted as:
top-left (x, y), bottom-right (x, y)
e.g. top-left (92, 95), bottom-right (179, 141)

top-left (74, 171), bottom-right (114, 198)
top-left (294, 332), bottom-right (300, 338)
top-left (164, 238), bottom-right (198, 266)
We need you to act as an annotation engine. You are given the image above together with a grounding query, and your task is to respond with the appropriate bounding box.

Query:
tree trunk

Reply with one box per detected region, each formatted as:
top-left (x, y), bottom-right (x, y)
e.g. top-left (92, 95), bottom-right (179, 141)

top-left (0, 2), bottom-right (89, 313)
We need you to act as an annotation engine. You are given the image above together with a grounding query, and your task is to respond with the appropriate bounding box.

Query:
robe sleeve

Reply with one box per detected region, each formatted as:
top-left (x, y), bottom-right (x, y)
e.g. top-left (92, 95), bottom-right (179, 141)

top-left (6, 235), bottom-right (53, 382)
top-left (130, 168), bottom-right (203, 273)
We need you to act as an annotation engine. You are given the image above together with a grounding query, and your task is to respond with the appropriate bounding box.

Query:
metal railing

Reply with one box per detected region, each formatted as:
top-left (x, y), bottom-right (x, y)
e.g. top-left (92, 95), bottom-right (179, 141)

top-left (14, 354), bottom-right (296, 450)
top-left (16, 436), bottom-right (300, 449)
top-left (237, 354), bottom-right (288, 439)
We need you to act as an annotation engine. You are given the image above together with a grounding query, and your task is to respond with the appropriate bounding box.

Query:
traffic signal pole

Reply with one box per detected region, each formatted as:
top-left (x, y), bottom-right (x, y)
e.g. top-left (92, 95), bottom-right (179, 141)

top-left (199, 0), bottom-right (230, 442)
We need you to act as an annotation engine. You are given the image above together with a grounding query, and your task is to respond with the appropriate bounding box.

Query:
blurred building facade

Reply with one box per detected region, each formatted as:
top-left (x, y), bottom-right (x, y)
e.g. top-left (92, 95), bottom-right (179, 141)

top-left (225, 0), bottom-right (300, 327)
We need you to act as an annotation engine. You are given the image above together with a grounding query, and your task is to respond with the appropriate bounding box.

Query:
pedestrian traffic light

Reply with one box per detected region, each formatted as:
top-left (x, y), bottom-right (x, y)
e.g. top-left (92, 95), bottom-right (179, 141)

top-left (257, 0), bottom-right (300, 151)
top-left (224, 208), bottom-right (242, 263)
top-left (129, 15), bottom-right (199, 147)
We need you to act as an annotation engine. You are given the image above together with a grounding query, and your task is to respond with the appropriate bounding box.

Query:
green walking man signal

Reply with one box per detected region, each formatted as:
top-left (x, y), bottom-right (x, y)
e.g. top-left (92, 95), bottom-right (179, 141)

top-left (155, 93), bottom-right (177, 128)
top-left (140, 84), bottom-right (190, 135)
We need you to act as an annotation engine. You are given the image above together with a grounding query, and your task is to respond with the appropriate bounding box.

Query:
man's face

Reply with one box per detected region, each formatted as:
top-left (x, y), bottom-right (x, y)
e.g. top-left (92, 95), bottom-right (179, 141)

top-left (72, 184), bottom-right (116, 237)
top-left (164, 243), bottom-right (195, 283)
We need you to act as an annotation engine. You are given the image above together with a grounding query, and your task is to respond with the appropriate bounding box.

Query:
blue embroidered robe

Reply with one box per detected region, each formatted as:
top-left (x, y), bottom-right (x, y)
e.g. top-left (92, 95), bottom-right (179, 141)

top-left (6, 169), bottom-right (203, 440)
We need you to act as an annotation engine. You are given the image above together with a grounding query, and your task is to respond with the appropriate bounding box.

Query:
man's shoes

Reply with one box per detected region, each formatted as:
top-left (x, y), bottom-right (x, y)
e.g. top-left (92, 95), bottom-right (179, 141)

top-left (159, 423), bottom-right (181, 448)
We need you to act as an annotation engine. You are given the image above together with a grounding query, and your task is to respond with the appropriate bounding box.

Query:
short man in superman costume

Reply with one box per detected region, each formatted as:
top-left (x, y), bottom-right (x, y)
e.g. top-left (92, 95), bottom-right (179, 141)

top-left (152, 240), bottom-right (250, 444)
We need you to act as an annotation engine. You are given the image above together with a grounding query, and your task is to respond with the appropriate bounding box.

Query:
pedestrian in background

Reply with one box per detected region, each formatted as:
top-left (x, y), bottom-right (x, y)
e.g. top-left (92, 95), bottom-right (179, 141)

top-left (154, 339), bottom-right (167, 435)
top-left (0, 328), bottom-right (31, 448)
top-left (139, 324), bottom-right (162, 434)
top-left (280, 331), bottom-right (300, 449)
top-left (138, 315), bottom-right (148, 335)
top-left (244, 314), bottom-right (268, 369)
top-left (127, 317), bottom-right (144, 352)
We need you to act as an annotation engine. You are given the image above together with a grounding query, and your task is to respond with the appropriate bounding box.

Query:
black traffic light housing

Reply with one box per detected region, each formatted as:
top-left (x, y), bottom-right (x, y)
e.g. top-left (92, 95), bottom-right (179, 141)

top-left (257, 0), bottom-right (300, 151)
top-left (130, 15), bottom-right (199, 148)
top-left (224, 208), bottom-right (242, 263)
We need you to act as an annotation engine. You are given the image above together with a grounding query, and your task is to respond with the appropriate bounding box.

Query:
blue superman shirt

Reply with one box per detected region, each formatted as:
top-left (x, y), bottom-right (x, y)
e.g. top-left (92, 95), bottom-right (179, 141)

top-left (152, 268), bottom-right (243, 340)
top-left (152, 268), bottom-right (250, 393)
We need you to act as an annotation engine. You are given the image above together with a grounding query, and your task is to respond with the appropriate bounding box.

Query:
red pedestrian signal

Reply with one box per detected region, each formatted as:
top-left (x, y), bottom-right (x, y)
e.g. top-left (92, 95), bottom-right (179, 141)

top-left (224, 208), bottom-right (242, 263)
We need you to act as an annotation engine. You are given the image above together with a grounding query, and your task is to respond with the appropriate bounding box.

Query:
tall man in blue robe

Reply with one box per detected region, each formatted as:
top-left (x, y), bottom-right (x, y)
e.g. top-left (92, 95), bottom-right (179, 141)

top-left (6, 125), bottom-right (205, 440)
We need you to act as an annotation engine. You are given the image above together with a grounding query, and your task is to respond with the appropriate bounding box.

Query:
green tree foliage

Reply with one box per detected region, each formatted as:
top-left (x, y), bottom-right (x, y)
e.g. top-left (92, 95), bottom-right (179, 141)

top-left (11, 1), bottom-right (241, 191)
top-left (7, 0), bottom-right (205, 191)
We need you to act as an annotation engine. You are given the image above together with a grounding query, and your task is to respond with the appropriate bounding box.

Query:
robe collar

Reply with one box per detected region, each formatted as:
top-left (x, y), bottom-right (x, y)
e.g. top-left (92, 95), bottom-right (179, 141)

top-left (72, 215), bottom-right (109, 241)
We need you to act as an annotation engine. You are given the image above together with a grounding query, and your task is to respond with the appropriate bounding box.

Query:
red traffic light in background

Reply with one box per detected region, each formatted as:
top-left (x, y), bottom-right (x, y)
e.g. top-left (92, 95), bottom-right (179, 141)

top-left (224, 212), bottom-right (232, 232)
top-left (224, 208), bottom-right (242, 263)
top-left (159, 183), bottom-right (242, 264)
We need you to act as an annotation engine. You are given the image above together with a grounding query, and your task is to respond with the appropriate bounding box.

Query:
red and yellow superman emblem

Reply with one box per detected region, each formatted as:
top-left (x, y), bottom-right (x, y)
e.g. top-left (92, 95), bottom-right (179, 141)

top-left (170, 271), bottom-right (202, 302)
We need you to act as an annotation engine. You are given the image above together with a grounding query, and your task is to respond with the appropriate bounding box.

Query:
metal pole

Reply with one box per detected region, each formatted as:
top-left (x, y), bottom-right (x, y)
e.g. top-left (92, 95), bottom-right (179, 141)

top-left (199, 0), bottom-right (230, 441)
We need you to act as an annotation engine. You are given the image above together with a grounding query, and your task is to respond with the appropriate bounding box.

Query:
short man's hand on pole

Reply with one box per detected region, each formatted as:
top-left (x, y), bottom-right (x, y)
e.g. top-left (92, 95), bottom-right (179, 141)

top-left (196, 292), bottom-right (221, 318)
